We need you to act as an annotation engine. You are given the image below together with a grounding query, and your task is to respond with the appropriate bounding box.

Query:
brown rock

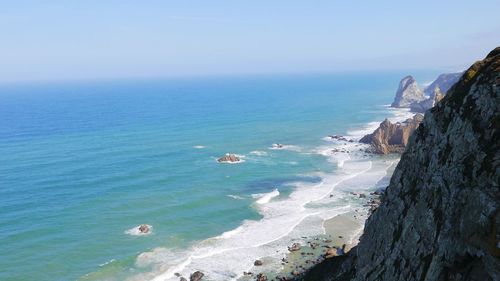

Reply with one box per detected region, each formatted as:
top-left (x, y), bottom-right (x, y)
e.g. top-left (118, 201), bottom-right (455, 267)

top-left (138, 224), bottom-right (150, 234)
top-left (325, 247), bottom-right (338, 258)
top-left (217, 154), bottom-right (241, 163)
top-left (359, 114), bottom-right (423, 154)
top-left (288, 243), bottom-right (301, 252)
top-left (256, 273), bottom-right (267, 281)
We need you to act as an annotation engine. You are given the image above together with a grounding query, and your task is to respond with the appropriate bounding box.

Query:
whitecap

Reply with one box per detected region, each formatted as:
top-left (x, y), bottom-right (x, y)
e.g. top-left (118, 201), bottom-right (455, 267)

top-left (99, 259), bottom-right (116, 267)
top-left (193, 145), bottom-right (206, 149)
top-left (227, 194), bottom-right (244, 200)
top-left (253, 188), bottom-right (280, 204)
top-left (217, 225), bottom-right (245, 239)
top-left (268, 144), bottom-right (301, 152)
top-left (131, 104), bottom-right (414, 281)
top-left (249, 150), bottom-right (268, 156)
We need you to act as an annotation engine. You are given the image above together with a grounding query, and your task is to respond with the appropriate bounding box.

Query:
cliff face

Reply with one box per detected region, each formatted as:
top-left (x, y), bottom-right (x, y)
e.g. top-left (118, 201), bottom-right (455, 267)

top-left (424, 72), bottom-right (462, 98)
top-left (391, 75), bottom-right (426, 108)
top-left (360, 114), bottom-right (423, 154)
top-left (411, 88), bottom-right (445, 113)
top-left (302, 48), bottom-right (500, 281)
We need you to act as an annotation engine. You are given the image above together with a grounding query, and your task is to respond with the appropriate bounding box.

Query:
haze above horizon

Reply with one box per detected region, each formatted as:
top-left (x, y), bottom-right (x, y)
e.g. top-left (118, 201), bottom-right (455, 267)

top-left (1, 1), bottom-right (499, 82)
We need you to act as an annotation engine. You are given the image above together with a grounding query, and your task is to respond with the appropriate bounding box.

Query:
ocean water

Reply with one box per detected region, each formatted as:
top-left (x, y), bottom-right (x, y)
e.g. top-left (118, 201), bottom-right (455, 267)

top-left (0, 72), bottom-right (437, 281)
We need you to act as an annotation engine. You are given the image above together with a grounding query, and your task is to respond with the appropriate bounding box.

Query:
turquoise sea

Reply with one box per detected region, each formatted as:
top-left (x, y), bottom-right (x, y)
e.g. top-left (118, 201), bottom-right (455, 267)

top-left (0, 72), bottom-right (438, 281)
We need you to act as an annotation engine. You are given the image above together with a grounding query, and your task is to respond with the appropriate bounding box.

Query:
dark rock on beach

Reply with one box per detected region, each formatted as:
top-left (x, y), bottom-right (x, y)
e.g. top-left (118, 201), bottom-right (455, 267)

top-left (189, 271), bottom-right (204, 281)
top-left (254, 260), bottom-right (263, 266)
top-left (256, 273), bottom-right (267, 281)
top-left (288, 243), bottom-right (301, 252)
top-left (298, 47), bottom-right (500, 281)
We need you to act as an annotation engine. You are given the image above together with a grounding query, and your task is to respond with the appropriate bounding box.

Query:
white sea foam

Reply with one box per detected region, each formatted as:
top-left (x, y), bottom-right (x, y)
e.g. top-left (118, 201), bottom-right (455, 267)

top-left (227, 194), bottom-right (244, 200)
top-left (218, 225), bottom-right (245, 239)
top-left (99, 259), bottom-right (115, 267)
top-left (193, 145), bottom-right (206, 149)
top-left (268, 144), bottom-right (301, 152)
top-left (346, 121), bottom-right (381, 139)
top-left (141, 160), bottom-right (386, 281)
top-left (253, 188), bottom-right (280, 204)
top-left (249, 150), bottom-right (268, 156)
top-left (133, 105), bottom-right (413, 281)
top-left (386, 107), bottom-right (415, 122)
top-left (125, 225), bottom-right (153, 236)
top-left (345, 107), bottom-right (414, 140)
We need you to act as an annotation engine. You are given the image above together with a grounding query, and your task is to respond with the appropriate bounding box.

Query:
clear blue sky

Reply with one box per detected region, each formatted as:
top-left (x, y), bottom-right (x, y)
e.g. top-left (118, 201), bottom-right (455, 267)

top-left (1, 0), bottom-right (499, 82)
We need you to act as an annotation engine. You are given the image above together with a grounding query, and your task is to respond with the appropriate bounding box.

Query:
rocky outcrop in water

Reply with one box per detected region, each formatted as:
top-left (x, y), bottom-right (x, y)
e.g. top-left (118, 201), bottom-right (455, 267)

top-left (217, 154), bottom-right (241, 163)
top-left (391, 75), bottom-right (426, 108)
top-left (359, 114), bottom-right (423, 154)
top-left (300, 47), bottom-right (500, 281)
top-left (138, 224), bottom-right (150, 234)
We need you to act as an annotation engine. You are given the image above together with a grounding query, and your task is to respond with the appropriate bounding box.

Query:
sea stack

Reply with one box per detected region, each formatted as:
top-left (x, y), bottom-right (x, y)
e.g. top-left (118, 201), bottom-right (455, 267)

top-left (391, 75), bottom-right (425, 108)
top-left (359, 114), bottom-right (423, 154)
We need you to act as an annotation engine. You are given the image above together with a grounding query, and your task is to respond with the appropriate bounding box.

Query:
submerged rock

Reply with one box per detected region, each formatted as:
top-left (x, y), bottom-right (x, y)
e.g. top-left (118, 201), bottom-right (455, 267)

top-left (391, 75), bottom-right (425, 108)
top-left (272, 143), bottom-right (284, 149)
top-left (328, 135), bottom-right (350, 142)
top-left (217, 154), bottom-right (240, 163)
top-left (359, 114), bottom-right (423, 154)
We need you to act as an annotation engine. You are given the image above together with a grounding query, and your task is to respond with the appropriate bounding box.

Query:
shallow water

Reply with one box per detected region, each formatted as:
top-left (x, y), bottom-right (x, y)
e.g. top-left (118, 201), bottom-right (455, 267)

top-left (0, 72), bottom-right (438, 281)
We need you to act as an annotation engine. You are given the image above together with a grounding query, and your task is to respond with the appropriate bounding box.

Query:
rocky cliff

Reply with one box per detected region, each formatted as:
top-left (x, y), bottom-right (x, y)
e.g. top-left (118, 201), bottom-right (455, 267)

top-left (300, 47), bottom-right (500, 281)
top-left (360, 114), bottom-right (423, 154)
top-left (424, 72), bottom-right (462, 98)
top-left (410, 88), bottom-right (445, 113)
top-left (391, 75), bottom-right (426, 108)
